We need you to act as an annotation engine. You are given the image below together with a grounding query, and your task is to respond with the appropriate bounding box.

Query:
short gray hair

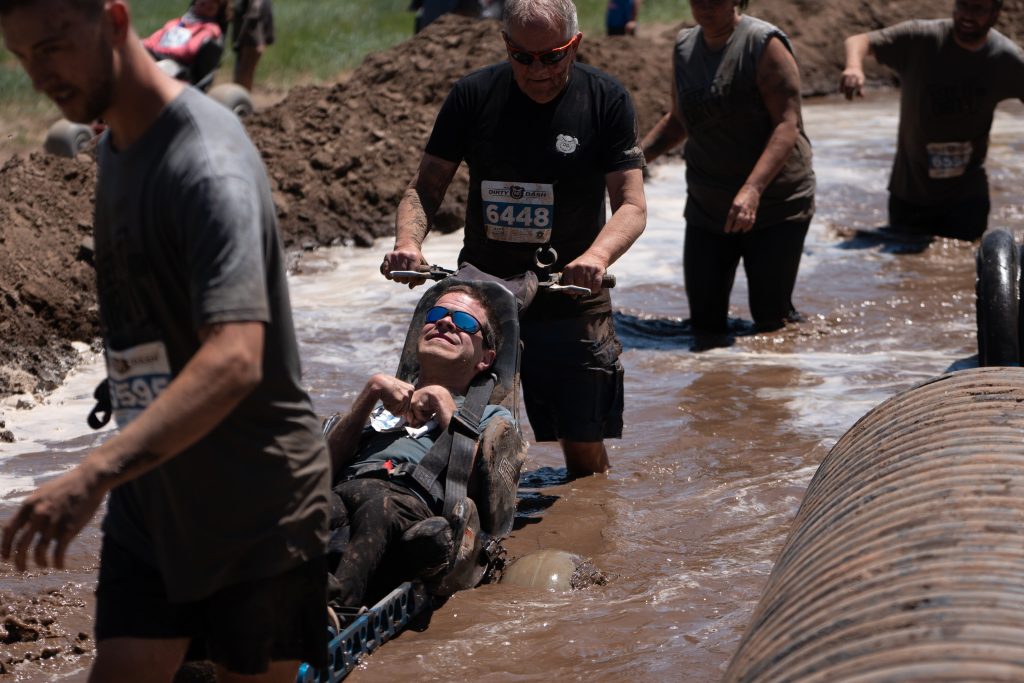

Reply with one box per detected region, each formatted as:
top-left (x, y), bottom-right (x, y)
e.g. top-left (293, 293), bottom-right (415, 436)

top-left (502, 0), bottom-right (579, 41)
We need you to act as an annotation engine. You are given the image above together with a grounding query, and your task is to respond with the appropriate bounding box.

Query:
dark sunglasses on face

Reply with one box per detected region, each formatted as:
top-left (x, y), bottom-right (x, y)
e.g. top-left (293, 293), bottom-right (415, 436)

top-left (425, 306), bottom-right (488, 340)
top-left (503, 32), bottom-right (580, 66)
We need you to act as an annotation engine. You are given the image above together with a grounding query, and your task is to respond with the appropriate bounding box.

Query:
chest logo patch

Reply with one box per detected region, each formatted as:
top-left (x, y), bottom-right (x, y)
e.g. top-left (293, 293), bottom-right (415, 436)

top-left (555, 134), bottom-right (579, 155)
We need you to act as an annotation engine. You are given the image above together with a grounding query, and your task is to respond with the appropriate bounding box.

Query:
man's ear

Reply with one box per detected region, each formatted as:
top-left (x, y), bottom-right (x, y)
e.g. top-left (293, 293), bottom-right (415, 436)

top-left (475, 348), bottom-right (497, 374)
top-left (106, 1), bottom-right (131, 46)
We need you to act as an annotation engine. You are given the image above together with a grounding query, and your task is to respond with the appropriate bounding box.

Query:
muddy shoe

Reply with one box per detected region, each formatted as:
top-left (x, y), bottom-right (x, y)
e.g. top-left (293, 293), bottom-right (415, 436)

top-left (398, 516), bottom-right (453, 580)
top-left (433, 497), bottom-right (489, 596)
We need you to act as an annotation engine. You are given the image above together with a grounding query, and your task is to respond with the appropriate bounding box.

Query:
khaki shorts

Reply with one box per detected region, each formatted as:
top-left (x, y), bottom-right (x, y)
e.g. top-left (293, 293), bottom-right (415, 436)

top-left (232, 0), bottom-right (275, 51)
top-left (520, 312), bottom-right (624, 442)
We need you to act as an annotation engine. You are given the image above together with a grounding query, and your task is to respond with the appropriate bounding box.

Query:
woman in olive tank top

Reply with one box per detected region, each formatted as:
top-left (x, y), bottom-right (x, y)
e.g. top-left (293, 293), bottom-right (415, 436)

top-left (640, 0), bottom-right (815, 346)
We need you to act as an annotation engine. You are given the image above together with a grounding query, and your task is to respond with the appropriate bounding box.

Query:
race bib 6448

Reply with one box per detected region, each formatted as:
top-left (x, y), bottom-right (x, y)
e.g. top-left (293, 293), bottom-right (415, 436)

top-left (481, 180), bottom-right (554, 244)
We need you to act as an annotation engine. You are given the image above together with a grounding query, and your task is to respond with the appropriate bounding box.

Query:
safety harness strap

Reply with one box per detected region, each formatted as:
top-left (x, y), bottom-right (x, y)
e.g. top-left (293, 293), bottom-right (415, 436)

top-left (410, 374), bottom-right (496, 517)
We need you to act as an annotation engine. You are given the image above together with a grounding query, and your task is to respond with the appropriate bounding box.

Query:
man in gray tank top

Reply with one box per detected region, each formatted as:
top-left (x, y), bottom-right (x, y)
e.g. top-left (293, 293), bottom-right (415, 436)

top-left (841, 0), bottom-right (1024, 240)
top-left (0, 0), bottom-right (330, 679)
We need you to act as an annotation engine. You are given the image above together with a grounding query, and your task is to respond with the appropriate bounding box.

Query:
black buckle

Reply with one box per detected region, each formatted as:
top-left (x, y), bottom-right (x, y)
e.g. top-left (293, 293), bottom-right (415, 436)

top-left (87, 379), bottom-right (112, 430)
top-left (451, 409), bottom-right (481, 439)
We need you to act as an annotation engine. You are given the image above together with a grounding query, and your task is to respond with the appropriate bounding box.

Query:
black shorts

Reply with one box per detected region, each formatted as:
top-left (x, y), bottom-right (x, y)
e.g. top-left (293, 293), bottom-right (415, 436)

top-left (520, 312), bottom-right (624, 443)
top-left (888, 193), bottom-right (989, 241)
top-left (95, 537), bottom-right (328, 673)
top-left (232, 0), bottom-right (275, 51)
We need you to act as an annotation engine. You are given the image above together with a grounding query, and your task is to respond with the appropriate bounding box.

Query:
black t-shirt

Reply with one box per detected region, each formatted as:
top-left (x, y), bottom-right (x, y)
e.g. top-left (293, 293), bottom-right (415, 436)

top-left (426, 62), bottom-right (644, 318)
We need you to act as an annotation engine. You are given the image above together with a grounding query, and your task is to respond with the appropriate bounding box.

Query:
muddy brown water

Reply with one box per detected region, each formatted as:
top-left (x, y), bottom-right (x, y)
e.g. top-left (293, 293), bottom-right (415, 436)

top-left (2, 92), bottom-right (1024, 681)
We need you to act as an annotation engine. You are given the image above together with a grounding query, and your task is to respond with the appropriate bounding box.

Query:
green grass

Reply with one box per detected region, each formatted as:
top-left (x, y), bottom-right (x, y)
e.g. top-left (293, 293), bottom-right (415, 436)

top-left (576, 0), bottom-right (692, 32)
top-left (0, 0), bottom-right (691, 113)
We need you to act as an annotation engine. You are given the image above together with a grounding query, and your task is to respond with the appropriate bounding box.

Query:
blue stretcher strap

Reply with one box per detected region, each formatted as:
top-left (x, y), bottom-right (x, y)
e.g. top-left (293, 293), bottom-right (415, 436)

top-left (295, 581), bottom-right (429, 683)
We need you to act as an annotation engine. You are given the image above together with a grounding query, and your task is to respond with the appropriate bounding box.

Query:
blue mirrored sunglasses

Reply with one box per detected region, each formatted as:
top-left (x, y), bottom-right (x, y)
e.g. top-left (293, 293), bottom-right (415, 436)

top-left (425, 306), bottom-right (483, 335)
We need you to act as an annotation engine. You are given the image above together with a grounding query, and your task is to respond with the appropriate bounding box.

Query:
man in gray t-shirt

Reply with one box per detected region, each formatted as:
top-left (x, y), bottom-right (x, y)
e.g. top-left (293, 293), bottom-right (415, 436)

top-left (840, 0), bottom-right (1024, 240)
top-left (0, 0), bottom-right (330, 678)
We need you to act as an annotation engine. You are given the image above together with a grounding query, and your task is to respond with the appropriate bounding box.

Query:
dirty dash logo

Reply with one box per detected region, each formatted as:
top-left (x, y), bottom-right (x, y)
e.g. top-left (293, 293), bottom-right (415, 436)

top-left (555, 134), bottom-right (579, 154)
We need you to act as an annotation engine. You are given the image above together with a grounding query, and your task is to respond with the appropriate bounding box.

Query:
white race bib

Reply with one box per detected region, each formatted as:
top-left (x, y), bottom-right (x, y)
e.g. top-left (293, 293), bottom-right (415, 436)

top-left (926, 141), bottom-right (973, 179)
top-left (481, 180), bottom-right (554, 244)
top-left (107, 341), bottom-right (172, 428)
top-left (159, 25), bottom-right (193, 49)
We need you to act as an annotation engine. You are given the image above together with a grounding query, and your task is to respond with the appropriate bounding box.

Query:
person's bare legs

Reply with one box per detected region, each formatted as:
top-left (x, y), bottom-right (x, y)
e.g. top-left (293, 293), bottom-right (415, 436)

top-left (233, 44), bottom-right (264, 91)
top-left (217, 660), bottom-right (301, 683)
top-left (88, 637), bottom-right (190, 683)
top-left (560, 439), bottom-right (609, 476)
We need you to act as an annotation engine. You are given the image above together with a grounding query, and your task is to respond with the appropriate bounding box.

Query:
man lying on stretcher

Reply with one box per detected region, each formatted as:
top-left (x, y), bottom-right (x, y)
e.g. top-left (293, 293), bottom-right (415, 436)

top-left (324, 284), bottom-right (513, 613)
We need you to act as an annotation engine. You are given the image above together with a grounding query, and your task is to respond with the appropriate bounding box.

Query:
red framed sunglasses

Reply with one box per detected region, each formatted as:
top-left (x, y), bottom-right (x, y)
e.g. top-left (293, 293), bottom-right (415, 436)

top-left (502, 32), bottom-right (581, 66)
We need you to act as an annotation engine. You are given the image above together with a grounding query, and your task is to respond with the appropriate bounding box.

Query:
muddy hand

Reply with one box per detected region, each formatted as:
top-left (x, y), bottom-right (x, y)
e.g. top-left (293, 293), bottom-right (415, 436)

top-left (725, 185), bottom-right (760, 233)
top-left (407, 386), bottom-right (456, 429)
top-left (1, 465), bottom-right (105, 570)
top-left (839, 68), bottom-right (865, 100)
top-left (382, 248), bottom-right (428, 289)
top-left (561, 255), bottom-right (608, 296)
top-left (367, 374), bottom-right (416, 418)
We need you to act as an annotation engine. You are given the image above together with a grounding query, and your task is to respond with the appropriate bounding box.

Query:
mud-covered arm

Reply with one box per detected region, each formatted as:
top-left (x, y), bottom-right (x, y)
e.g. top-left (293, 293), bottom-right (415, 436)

top-left (1, 321), bottom-right (264, 570)
top-left (561, 167), bottom-right (647, 294)
top-left (408, 385), bottom-right (458, 430)
top-left (724, 36), bottom-right (803, 234)
top-left (384, 153), bottom-right (460, 286)
top-left (641, 75), bottom-right (686, 163)
top-left (840, 32), bottom-right (872, 99)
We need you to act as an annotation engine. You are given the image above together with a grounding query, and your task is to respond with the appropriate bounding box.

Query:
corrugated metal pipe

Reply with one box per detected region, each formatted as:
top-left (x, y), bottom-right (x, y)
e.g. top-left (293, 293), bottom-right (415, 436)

top-left (723, 366), bottom-right (1024, 683)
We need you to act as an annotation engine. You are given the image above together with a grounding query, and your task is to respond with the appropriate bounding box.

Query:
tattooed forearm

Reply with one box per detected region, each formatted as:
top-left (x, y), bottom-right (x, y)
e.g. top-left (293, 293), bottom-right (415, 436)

top-left (92, 449), bottom-right (164, 488)
top-left (396, 154), bottom-right (459, 248)
top-left (401, 186), bottom-right (432, 245)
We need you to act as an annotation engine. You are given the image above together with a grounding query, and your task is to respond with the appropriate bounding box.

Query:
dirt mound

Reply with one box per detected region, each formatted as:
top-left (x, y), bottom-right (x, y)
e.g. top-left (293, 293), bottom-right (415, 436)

top-left (243, 14), bottom-right (675, 252)
top-left (0, 153), bottom-right (99, 398)
top-left (3, 2), bottom-right (1024, 398)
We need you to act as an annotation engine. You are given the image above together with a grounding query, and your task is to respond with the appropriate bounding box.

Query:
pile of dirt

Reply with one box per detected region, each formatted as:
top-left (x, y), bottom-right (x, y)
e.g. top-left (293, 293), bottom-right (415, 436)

top-left (0, 153), bottom-right (99, 398)
top-left (3, 2), bottom-right (1024, 398)
top-left (243, 14), bottom-right (676, 252)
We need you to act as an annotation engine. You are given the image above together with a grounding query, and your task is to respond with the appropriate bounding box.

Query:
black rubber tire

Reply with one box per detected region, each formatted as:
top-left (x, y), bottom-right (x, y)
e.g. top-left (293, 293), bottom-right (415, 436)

top-left (975, 229), bottom-right (1020, 366)
top-left (1019, 244), bottom-right (1024, 363)
top-left (43, 119), bottom-right (94, 158)
top-left (208, 83), bottom-right (254, 118)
